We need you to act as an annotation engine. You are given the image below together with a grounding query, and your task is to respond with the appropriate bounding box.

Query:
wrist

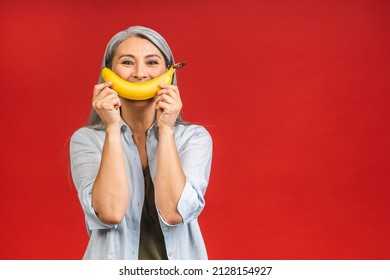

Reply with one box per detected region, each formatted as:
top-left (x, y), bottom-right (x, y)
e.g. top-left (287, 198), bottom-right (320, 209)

top-left (158, 125), bottom-right (174, 137)
top-left (105, 123), bottom-right (121, 134)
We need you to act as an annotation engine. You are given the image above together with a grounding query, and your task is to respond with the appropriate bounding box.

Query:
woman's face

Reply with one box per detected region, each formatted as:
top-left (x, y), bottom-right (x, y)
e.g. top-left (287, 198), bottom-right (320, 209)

top-left (111, 36), bottom-right (167, 83)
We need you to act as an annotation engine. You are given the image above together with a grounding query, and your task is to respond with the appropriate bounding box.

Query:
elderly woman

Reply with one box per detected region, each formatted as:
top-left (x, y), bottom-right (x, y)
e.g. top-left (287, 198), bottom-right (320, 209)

top-left (70, 26), bottom-right (212, 260)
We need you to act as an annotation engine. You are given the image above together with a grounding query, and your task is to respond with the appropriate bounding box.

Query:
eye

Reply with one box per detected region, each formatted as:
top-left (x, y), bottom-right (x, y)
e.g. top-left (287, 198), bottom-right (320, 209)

top-left (121, 60), bottom-right (134, 65)
top-left (147, 60), bottom-right (159, 65)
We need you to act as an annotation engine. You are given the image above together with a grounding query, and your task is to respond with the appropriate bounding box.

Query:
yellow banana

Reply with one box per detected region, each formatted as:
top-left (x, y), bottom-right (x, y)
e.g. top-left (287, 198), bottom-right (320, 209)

top-left (101, 62), bottom-right (186, 100)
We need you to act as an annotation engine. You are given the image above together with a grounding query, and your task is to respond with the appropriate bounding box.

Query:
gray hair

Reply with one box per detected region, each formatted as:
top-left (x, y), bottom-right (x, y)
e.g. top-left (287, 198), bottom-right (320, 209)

top-left (87, 26), bottom-right (182, 128)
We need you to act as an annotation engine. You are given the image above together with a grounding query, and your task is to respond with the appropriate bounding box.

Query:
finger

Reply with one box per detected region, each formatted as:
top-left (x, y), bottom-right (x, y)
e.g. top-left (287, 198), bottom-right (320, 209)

top-left (157, 90), bottom-right (182, 107)
top-left (102, 94), bottom-right (120, 108)
top-left (93, 81), bottom-right (113, 97)
top-left (157, 84), bottom-right (180, 97)
top-left (157, 84), bottom-right (178, 94)
top-left (114, 98), bottom-right (121, 110)
top-left (93, 87), bottom-right (118, 102)
top-left (102, 97), bottom-right (120, 110)
top-left (93, 81), bottom-right (113, 94)
top-left (155, 93), bottom-right (177, 106)
top-left (159, 83), bottom-right (177, 90)
top-left (156, 101), bottom-right (179, 114)
top-left (93, 94), bottom-right (120, 110)
top-left (97, 98), bottom-right (120, 111)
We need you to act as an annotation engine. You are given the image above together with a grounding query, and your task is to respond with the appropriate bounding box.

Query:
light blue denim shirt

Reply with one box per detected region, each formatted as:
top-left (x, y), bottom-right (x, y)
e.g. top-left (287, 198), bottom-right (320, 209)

top-left (70, 121), bottom-right (212, 260)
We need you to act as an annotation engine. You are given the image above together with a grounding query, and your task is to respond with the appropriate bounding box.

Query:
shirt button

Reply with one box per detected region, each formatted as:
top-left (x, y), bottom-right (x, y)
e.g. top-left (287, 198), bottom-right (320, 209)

top-left (149, 157), bottom-right (154, 162)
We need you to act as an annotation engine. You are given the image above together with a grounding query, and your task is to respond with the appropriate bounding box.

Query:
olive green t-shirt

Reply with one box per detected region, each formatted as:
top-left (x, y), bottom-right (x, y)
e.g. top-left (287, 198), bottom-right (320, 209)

top-left (138, 165), bottom-right (168, 260)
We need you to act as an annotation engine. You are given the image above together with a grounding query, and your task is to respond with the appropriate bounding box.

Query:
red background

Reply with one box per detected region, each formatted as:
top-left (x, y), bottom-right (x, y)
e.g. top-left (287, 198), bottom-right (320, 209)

top-left (1, 0), bottom-right (389, 259)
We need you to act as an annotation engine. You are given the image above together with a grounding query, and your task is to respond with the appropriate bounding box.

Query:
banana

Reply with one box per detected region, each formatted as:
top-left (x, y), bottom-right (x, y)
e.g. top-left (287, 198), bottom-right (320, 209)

top-left (101, 62), bottom-right (186, 100)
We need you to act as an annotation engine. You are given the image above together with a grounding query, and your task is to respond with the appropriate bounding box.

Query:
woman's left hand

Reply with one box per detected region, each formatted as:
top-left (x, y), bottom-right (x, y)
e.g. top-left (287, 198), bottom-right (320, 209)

top-left (155, 83), bottom-right (182, 129)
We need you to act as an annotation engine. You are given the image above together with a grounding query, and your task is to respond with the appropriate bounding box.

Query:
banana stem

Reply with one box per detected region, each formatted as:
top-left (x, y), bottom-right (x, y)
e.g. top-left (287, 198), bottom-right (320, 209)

top-left (173, 62), bottom-right (186, 69)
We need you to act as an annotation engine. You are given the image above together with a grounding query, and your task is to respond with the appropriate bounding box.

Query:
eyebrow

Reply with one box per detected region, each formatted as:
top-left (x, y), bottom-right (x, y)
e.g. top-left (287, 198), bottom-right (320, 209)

top-left (145, 54), bottom-right (162, 59)
top-left (118, 54), bottom-right (135, 59)
top-left (118, 54), bottom-right (162, 59)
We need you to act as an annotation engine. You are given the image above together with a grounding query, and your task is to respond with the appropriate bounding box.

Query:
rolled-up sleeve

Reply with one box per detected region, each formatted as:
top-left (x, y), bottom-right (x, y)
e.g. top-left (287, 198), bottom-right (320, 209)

top-left (70, 128), bottom-right (116, 230)
top-left (176, 126), bottom-right (213, 224)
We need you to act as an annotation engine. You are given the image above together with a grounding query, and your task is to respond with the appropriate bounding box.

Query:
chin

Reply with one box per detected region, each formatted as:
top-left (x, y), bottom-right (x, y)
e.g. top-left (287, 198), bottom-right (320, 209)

top-left (124, 97), bottom-right (154, 104)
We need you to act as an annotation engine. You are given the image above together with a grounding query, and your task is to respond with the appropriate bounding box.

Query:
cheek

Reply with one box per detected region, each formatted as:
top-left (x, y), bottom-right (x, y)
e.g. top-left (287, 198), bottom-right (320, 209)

top-left (150, 66), bottom-right (167, 78)
top-left (112, 65), bottom-right (132, 80)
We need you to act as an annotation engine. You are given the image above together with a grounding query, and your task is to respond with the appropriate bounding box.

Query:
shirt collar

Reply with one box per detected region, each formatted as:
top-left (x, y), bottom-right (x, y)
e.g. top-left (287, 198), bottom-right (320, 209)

top-left (120, 118), bottom-right (157, 136)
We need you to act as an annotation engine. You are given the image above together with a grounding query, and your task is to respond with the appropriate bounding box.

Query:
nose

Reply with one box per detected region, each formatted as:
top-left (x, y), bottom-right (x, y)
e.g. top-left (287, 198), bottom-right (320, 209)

top-left (133, 64), bottom-right (147, 81)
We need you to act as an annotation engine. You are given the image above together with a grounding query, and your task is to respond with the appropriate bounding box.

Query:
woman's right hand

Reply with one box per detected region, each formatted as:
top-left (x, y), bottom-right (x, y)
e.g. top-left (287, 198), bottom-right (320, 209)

top-left (92, 81), bottom-right (121, 128)
top-left (91, 81), bottom-right (128, 225)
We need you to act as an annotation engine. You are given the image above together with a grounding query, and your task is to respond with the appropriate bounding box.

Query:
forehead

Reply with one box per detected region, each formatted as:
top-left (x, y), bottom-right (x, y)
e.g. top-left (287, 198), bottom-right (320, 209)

top-left (116, 36), bottom-right (163, 56)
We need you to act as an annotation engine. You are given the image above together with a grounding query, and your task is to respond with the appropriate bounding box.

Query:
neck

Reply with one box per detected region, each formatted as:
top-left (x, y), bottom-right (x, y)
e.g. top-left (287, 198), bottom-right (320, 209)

top-left (120, 98), bottom-right (156, 135)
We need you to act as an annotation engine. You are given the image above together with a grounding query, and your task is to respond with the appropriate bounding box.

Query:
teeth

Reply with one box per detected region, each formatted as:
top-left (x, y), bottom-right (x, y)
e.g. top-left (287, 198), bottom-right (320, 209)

top-left (101, 66), bottom-right (176, 100)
